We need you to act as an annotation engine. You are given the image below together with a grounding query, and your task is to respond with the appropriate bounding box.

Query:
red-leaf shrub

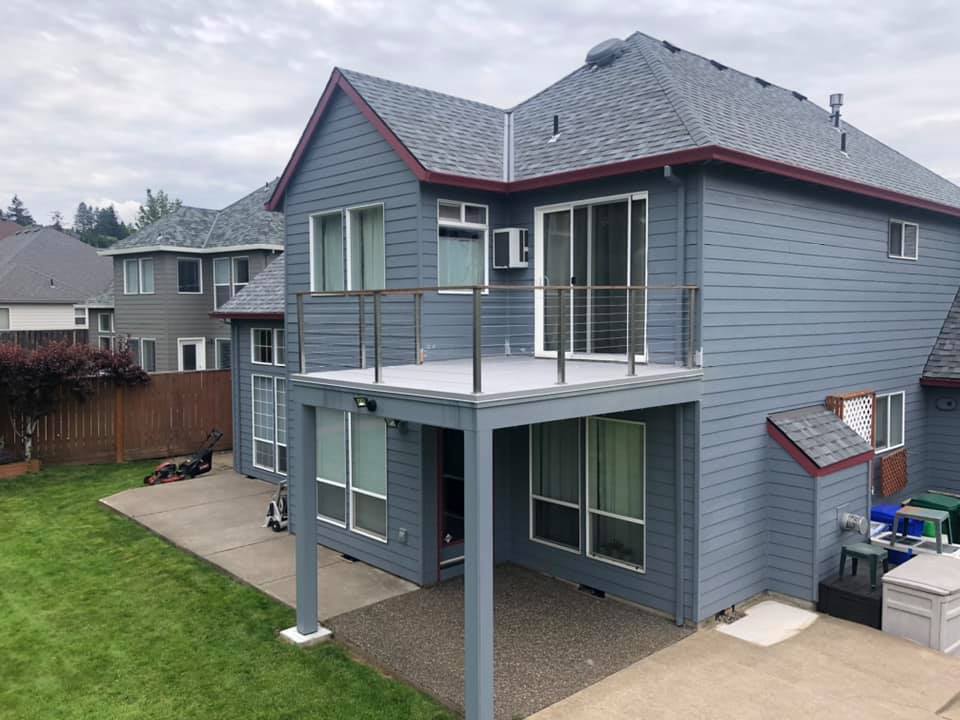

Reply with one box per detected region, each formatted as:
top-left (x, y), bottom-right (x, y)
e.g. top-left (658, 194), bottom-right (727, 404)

top-left (0, 342), bottom-right (149, 461)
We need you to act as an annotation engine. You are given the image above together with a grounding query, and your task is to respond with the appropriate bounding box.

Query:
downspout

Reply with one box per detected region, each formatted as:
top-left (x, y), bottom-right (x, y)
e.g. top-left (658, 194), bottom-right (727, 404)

top-left (665, 165), bottom-right (686, 626)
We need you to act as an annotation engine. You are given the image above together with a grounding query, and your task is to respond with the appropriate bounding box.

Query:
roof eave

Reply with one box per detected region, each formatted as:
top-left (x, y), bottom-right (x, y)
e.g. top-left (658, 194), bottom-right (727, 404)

top-left (100, 243), bottom-right (283, 256)
top-left (766, 419), bottom-right (874, 478)
top-left (920, 376), bottom-right (960, 387)
top-left (209, 311), bottom-right (284, 320)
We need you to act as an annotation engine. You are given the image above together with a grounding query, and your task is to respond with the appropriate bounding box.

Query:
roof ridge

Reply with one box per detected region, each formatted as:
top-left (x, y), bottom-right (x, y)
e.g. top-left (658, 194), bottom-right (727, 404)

top-left (339, 67), bottom-right (507, 113)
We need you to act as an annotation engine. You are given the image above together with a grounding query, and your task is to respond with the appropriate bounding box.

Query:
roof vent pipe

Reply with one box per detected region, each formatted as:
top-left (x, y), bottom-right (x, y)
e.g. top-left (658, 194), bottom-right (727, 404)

top-left (829, 93), bottom-right (844, 128)
top-left (841, 131), bottom-right (848, 154)
top-left (548, 114), bottom-right (560, 143)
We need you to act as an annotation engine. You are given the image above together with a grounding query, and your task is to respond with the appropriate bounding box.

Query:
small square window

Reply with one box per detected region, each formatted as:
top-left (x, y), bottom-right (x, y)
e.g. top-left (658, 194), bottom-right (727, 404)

top-left (98, 313), bottom-right (113, 333)
top-left (177, 258), bottom-right (202, 293)
top-left (74, 307), bottom-right (88, 327)
top-left (888, 220), bottom-right (919, 260)
top-left (438, 202), bottom-right (461, 221)
top-left (252, 328), bottom-right (274, 365)
top-left (463, 204), bottom-right (487, 225)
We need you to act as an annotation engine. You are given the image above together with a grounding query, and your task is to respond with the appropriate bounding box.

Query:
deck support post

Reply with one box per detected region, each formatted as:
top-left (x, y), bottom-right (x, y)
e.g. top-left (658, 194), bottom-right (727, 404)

top-left (464, 427), bottom-right (494, 720)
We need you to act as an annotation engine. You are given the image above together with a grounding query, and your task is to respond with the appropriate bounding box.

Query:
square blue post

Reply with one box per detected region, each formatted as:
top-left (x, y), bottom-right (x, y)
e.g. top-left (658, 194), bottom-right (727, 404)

top-left (295, 402), bottom-right (319, 635)
top-left (464, 427), bottom-right (494, 720)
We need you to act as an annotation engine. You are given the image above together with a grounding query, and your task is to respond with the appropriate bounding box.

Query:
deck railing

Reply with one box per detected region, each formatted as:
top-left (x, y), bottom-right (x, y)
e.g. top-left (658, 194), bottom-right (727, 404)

top-left (295, 284), bottom-right (699, 392)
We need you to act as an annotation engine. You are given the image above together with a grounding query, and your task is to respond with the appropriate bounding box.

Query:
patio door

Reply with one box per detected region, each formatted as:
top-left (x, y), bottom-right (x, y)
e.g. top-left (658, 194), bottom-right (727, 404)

top-left (438, 429), bottom-right (465, 571)
top-left (535, 193), bottom-right (647, 361)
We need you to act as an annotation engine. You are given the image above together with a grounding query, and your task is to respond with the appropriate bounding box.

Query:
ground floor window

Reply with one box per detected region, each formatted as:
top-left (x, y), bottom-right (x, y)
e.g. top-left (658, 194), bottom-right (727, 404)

top-left (99, 335), bottom-right (114, 351)
top-left (252, 375), bottom-right (286, 475)
top-left (141, 338), bottom-right (156, 372)
top-left (215, 338), bottom-right (231, 370)
top-left (528, 416), bottom-right (646, 572)
top-left (177, 337), bottom-right (205, 371)
top-left (875, 391), bottom-right (905, 452)
top-left (315, 410), bottom-right (387, 541)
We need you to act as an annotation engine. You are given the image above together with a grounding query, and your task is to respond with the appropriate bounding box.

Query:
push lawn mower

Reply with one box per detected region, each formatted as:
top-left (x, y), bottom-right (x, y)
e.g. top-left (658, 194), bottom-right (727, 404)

top-left (144, 429), bottom-right (224, 486)
top-left (263, 480), bottom-right (288, 532)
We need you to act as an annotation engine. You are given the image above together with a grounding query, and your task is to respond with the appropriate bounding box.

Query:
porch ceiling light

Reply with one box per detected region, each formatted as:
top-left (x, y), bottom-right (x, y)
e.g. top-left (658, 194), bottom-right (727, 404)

top-left (353, 396), bottom-right (377, 412)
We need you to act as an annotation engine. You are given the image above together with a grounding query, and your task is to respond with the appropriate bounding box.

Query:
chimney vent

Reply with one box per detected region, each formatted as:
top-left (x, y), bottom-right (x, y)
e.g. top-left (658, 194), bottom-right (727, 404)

top-left (840, 131), bottom-right (848, 154)
top-left (829, 93), bottom-right (844, 128)
top-left (548, 114), bottom-right (560, 143)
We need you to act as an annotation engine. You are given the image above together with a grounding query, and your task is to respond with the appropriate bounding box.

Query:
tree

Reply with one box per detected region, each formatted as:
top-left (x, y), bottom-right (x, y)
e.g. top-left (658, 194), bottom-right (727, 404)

top-left (134, 188), bottom-right (182, 231)
top-left (0, 342), bottom-right (149, 461)
top-left (93, 205), bottom-right (129, 245)
top-left (50, 211), bottom-right (64, 230)
top-left (6, 195), bottom-right (35, 226)
top-left (73, 202), bottom-right (96, 238)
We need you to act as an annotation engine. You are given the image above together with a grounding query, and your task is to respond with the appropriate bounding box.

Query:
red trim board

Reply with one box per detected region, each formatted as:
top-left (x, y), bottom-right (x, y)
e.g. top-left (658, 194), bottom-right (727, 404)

top-left (920, 377), bottom-right (960, 388)
top-left (766, 420), bottom-right (873, 478)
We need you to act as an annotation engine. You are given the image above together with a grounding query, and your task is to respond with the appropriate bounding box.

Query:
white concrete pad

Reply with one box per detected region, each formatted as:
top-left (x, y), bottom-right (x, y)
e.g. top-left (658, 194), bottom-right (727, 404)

top-left (716, 600), bottom-right (818, 647)
top-left (279, 625), bottom-right (333, 647)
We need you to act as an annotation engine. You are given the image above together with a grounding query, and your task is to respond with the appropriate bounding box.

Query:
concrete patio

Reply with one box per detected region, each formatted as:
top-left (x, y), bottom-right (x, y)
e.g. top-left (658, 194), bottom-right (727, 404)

top-left (100, 466), bottom-right (415, 620)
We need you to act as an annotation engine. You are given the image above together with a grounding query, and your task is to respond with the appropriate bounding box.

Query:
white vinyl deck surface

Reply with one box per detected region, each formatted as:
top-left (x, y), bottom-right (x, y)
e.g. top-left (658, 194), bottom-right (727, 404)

top-left (297, 355), bottom-right (701, 402)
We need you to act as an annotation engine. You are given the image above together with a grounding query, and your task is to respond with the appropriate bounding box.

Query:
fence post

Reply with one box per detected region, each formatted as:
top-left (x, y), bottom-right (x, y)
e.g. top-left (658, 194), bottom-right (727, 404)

top-left (114, 384), bottom-right (125, 463)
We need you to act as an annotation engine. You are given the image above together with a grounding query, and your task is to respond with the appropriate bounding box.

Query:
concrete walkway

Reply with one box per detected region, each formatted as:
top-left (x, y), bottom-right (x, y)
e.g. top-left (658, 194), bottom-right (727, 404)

top-left (101, 469), bottom-right (415, 620)
top-left (529, 613), bottom-right (960, 720)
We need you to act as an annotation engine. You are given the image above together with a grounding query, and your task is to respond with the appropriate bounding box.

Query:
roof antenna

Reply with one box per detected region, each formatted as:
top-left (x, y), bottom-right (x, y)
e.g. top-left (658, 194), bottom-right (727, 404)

top-left (829, 93), bottom-right (844, 128)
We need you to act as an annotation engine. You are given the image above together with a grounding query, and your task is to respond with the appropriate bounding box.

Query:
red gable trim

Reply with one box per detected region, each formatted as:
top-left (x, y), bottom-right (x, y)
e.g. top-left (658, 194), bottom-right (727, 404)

top-left (920, 377), bottom-right (960, 388)
top-left (766, 420), bottom-right (873, 479)
top-left (267, 71), bottom-right (960, 220)
top-left (210, 311), bottom-right (284, 321)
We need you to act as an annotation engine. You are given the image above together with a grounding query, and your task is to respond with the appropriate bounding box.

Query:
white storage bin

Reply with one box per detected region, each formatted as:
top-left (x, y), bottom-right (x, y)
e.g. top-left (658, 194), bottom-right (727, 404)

top-left (882, 554), bottom-right (960, 656)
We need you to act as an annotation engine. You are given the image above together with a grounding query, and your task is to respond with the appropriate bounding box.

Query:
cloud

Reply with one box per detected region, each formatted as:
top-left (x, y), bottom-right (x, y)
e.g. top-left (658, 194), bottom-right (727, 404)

top-left (81, 198), bottom-right (143, 225)
top-left (2, 0), bottom-right (960, 222)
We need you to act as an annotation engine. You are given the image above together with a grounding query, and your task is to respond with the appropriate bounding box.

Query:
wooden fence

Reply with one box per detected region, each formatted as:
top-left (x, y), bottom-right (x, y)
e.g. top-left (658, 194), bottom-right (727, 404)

top-left (0, 329), bottom-right (89, 349)
top-left (0, 370), bottom-right (233, 465)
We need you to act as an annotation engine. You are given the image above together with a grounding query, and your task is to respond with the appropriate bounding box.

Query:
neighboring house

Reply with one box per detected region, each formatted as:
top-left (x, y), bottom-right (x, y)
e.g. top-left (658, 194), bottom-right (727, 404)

top-left (0, 220), bottom-right (22, 241)
top-left (0, 226), bottom-right (112, 331)
top-left (75, 282), bottom-right (116, 352)
top-left (211, 255), bottom-right (286, 482)
top-left (263, 32), bottom-right (960, 718)
top-left (99, 181), bottom-right (284, 372)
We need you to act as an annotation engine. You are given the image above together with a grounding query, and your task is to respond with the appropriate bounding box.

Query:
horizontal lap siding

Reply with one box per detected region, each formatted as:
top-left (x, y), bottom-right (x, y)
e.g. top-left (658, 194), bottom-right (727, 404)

top-left (766, 439), bottom-right (815, 600)
top-left (816, 464), bottom-right (870, 586)
top-left (925, 388), bottom-right (960, 493)
top-left (698, 166), bottom-right (960, 619)
top-left (284, 88), bottom-right (424, 583)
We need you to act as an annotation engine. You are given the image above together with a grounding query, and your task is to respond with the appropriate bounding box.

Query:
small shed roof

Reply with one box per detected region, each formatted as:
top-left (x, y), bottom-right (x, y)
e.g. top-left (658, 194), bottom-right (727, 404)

top-left (922, 288), bottom-right (960, 384)
top-left (768, 405), bottom-right (872, 474)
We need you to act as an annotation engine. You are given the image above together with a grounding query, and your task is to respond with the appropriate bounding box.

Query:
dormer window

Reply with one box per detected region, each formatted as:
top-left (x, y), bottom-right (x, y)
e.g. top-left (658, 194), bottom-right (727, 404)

top-left (888, 220), bottom-right (918, 260)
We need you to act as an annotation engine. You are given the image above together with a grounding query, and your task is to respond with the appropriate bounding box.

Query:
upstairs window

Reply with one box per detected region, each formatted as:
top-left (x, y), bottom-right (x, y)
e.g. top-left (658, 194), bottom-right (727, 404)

top-left (310, 211), bottom-right (345, 292)
top-left (98, 313), bottom-right (113, 333)
top-left (177, 257), bottom-right (202, 293)
top-left (875, 391), bottom-right (905, 453)
top-left (252, 328), bottom-right (274, 365)
top-left (347, 205), bottom-right (385, 290)
top-left (437, 200), bottom-right (488, 289)
top-left (123, 258), bottom-right (154, 294)
top-left (74, 306), bottom-right (88, 327)
top-left (888, 220), bottom-right (919, 260)
top-left (233, 257), bottom-right (250, 293)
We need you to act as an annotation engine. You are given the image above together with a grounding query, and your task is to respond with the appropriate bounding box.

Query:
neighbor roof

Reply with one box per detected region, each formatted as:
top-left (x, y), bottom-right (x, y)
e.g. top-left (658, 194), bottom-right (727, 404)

top-left (0, 226), bottom-right (113, 304)
top-left (767, 406), bottom-right (873, 474)
top-left (0, 220), bottom-right (22, 241)
top-left (104, 180), bottom-right (283, 255)
top-left (82, 280), bottom-right (115, 309)
top-left (211, 254), bottom-right (284, 319)
top-left (921, 288), bottom-right (960, 384)
top-left (269, 31), bottom-right (960, 218)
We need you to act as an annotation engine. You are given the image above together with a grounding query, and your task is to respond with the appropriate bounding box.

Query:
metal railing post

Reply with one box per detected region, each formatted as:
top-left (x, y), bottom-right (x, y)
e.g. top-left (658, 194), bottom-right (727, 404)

top-left (687, 286), bottom-right (697, 368)
top-left (358, 294), bottom-right (367, 369)
top-left (414, 292), bottom-right (423, 364)
top-left (556, 287), bottom-right (566, 385)
top-left (472, 287), bottom-right (482, 393)
top-left (297, 293), bottom-right (306, 373)
top-left (627, 287), bottom-right (636, 376)
top-left (373, 292), bottom-right (383, 383)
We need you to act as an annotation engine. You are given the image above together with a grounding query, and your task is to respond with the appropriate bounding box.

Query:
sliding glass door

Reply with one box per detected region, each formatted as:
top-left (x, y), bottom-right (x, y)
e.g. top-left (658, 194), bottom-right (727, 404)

top-left (536, 193), bottom-right (647, 361)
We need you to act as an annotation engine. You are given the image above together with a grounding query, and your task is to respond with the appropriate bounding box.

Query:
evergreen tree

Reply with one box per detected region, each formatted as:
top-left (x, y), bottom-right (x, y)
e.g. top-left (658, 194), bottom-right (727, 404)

top-left (73, 202), bottom-right (96, 237)
top-left (6, 195), bottom-right (35, 226)
top-left (50, 211), bottom-right (64, 230)
top-left (93, 205), bottom-right (127, 244)
top-left (134, 188), bottom-right (181, 230)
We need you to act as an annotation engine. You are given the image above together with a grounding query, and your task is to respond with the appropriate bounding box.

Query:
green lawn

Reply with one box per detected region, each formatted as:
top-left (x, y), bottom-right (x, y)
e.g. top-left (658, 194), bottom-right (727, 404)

top-left (0, 463), bottom-right (452, 720)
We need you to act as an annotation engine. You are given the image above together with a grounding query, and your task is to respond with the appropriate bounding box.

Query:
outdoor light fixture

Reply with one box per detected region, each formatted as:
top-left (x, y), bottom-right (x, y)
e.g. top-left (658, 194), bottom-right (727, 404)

top-left (353, 396), bottom-right (377, 412)
top-left (385, 418), bottom-right (406, 431)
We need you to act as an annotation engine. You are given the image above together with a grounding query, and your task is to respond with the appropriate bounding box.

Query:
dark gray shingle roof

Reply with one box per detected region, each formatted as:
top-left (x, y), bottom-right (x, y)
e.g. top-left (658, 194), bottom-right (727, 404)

top-left (923, 289), bottom-right (960, 380)
top-left (82, 280), bottom-right (114, 308)
top-left (335, 32), bottom-right (960, 211)
top-left (0, 226), bottom-right (113, 304)
top-left (108, 181), bottom-right (283, 253)
top-left (217, 254), bottom-right (284, 316)
top-left (768, 406), bottom-right (872, 468)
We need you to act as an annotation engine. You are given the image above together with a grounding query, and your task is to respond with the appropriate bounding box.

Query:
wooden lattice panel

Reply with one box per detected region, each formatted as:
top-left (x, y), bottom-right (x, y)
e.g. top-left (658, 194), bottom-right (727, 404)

top-left (826, 390), bottom-right (876, 446)
top-left (877, 448), bottom-right (908, 497)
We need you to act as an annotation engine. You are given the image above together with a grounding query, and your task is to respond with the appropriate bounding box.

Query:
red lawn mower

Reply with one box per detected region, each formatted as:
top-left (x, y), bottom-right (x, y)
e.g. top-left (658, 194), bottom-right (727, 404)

top-left (144, 429), bottom-right (224, 486)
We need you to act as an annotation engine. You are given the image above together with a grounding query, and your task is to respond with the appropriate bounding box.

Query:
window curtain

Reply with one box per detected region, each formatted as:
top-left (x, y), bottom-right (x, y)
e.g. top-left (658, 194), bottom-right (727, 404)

top-left (588, 418), bottom-right (644, 520)
top-left (316, 409), bottom-right (346, 483)
top-left (313, 214), bottom-right (344, 291)
top-left (351, 414), bottom-right (386, 495)
top-left (350, 206), bottom-right (385, 290)
top-left (439, 227), bottom-right (483, 286)
top-left (531, 419), bottom-right (579, 504)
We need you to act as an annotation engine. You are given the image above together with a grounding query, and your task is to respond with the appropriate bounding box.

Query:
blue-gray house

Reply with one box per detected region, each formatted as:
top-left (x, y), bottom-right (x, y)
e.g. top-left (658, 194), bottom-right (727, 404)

top-left (259, 31), bottom-right (960, 719)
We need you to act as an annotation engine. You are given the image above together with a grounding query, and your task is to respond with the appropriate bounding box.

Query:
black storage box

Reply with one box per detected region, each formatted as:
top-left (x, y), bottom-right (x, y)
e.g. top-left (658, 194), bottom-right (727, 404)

top-left (817, 573), bottom-right (882, 629)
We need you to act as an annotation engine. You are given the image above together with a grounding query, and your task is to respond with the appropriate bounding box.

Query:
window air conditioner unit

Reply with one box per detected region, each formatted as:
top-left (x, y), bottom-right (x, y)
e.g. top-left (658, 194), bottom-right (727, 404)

top-left (492, 228), bottom-right (528, 269)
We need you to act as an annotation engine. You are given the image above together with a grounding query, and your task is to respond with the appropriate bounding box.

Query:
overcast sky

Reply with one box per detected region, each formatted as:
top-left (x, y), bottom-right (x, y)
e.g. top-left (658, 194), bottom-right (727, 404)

top-left (4, 0), bottom-right (960, 226)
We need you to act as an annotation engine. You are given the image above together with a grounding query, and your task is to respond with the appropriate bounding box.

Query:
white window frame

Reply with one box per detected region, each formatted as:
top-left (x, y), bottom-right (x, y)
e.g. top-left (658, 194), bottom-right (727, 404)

top-left (0, 306), bottom-right (9, 330)
top-left (215, 337), bottom-right (232, 370)
top-left (98, 312), bottom-right (113, 333)
top-left (232, 256), bottom-right (250, 292)
top-left (532, 191), bottom-right (649, 363)
top-left (316, 409), bottom-right (349, 528)
top-left (213, 257), bottom-right (232, 310)
top-left (436, 199), bottom-right (489, 294)
top-left (140, 338), bottom-right (156, 372)
top-left (875, 390), bottom-right (906, 453)
top-left (528, 421), bottom-right (582, 555)
top-left (123, 258), bottom-right (155, 295)
top-left (99, 335), bottom-right (114, 351)
top-left (74, 306), bottom-right (88, 328)
top-left (251, 374), bottom-right (277, 473)
top-left (177, 337), bottom-right (206, 372)
top-left (585, 417), bottom-right (647, 574)
top-left (250, 327), bottom-right (275, 366)
top-left (176, 257), bottom-right (203, 294)
top-left (345, 202), bottom-right (386, 291)
top-left (275, 378), bottom-right (288, 476)
top-left (888, 219), bottom-right (919, 261)
top-left (349, 414), bottom-right (388, 543)
top-left (274, 328), bottom-right (285, 367)
top-left (308, 209), bottom-right (345, 292)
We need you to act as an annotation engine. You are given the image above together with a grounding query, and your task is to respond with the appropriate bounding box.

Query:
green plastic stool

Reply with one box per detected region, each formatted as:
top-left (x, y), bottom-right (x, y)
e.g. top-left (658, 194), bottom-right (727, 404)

top-left (839, 542), bottom-right (889, 591)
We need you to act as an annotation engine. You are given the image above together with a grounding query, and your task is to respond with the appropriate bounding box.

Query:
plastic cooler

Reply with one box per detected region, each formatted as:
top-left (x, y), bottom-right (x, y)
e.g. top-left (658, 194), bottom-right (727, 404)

top-left (907, 493), bottom-right (960, 544)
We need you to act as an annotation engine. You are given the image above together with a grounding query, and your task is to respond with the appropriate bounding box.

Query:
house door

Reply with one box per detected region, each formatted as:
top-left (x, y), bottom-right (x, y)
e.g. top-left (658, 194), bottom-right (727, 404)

top-left (536, 194), bottom-right (647, 360)
top-left (438, 429), bottom-right (465, 570)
